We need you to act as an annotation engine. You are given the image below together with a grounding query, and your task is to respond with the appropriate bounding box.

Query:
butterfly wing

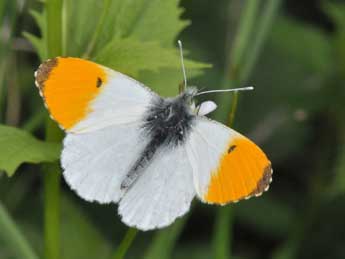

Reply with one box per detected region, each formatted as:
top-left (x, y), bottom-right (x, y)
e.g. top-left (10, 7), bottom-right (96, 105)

top-left (118, 144), bottom-right (195, 230)
top-left (35, 57), bottom-right (158, 203)
top-left (61, 122), bottom-right (150, 203)
top-left (35, 57), bottom-right (157, 133)
top-left (186, 117), bottom-right (272, 204)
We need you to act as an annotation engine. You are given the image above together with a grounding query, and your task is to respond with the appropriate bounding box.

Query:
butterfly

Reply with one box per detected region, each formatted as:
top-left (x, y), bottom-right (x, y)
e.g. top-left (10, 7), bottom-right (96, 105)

top-left (35, 49), bottom-right (272, 231)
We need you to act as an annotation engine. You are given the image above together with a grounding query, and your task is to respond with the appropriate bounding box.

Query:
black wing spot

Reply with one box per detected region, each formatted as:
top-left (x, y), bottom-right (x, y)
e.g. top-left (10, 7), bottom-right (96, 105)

top-left (228, 145), bottom-right (237, 153)
top-left (96, 77), bottom-right (102, 88)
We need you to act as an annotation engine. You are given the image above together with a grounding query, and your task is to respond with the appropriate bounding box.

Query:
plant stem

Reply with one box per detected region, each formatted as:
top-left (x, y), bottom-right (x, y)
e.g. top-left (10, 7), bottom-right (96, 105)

top-left (213, 1), bottom-right (282, 259)
top-left (144, 216), bottom-right (188, 259)
top-left (0, 202), bottom-right (39, 259)
top-left (112, 228), bottom-right (138, 259)
top-left (82, 0), bottom-right (111, 58)
top-left (43, 161), bottom-right (62, 259)
top-left (44, 1), bottom-right (64, 259)
top-left (227, 91), bottom-right (239, 127)
top-left (213, 206), bottom-right (234, 259)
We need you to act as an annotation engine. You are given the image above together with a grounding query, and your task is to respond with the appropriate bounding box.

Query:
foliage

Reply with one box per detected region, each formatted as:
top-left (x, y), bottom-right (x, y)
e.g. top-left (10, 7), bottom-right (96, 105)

top-left (94, 39), bottom-right (206, 78)
top-left (0, 125), bottom-right (60, 176)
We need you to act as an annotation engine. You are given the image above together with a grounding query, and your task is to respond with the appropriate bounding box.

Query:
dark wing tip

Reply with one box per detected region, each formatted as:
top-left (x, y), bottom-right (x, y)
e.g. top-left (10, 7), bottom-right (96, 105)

top-left (34, 57), bottom-right (58, 91)
top-left (250, 163), bottom-right (273, 197)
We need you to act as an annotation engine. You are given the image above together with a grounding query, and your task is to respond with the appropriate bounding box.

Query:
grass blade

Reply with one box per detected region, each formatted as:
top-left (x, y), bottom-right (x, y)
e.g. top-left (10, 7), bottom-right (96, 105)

top-left (226, 1), bottom-right (260, 79)
top-left (0, 202), bottom-right (39, 259)
top-left (240, 0), bottom-right (283, 83)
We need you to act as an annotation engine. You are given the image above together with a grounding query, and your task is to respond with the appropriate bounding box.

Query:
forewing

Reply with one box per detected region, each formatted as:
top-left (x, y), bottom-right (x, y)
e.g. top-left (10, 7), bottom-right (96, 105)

top-left (118, 144), bottom-right (195, 231)
top-left (186, 117), bottom-right (272, 204)
top-left (35, 57), bottom-right (157, 133)
top-left (61, 122), bottom-right (149, 204)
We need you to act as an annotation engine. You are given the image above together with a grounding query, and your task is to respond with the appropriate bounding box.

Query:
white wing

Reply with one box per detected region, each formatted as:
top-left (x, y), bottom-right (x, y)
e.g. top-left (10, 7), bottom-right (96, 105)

top-left (71, 69), bottom-right (157, 133)
top-left (186, 117), bottom-right (272, 204)
top-left (61, 122), bottom-right (150, 203)
top-left (36, 57), bottom-right (160, 204)
top-left (118, 144), bottom-right (195, 231)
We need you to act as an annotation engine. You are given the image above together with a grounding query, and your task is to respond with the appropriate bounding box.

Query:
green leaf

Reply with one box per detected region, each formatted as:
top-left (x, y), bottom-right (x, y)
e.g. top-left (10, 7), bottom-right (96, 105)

top-left (27, 0), bottom-right (191, 56)
top-left (90, 0), bottom-right (188, 54)
top-left (123, 0), bottom-right (189, 47)
top-left (25, 0), bottom-right (209, 82)
top-left (64, 0), bottom-right (105, 57)
top-left (0, 125), bottom-right (61, 176)
top-left (95, 38), bottom-right (209, 78)
top-left (139, 67), bottom-right (204, 97)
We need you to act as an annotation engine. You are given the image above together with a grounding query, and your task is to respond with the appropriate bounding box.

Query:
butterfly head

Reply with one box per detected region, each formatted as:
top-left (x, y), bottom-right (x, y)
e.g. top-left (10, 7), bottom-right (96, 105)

top-left (181, 86), bottom-right (198, 100)
top-left (178, 86), bottom-right (198, 113)
top-left (177, 87), bottom-right (217, 116)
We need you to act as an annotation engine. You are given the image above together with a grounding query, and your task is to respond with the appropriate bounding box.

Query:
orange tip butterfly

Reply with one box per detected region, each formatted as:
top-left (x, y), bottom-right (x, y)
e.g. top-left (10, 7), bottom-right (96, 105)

top-left (34, 41), bottom-right (272, 231)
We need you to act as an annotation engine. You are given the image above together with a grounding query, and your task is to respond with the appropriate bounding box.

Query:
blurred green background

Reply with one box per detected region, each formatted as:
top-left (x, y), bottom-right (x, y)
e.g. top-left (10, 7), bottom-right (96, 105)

top-left (1, 0), bottom-right (345, 259)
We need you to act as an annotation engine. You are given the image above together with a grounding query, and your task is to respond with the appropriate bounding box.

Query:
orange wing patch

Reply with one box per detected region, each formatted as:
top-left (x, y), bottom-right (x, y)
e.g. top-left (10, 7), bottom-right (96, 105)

top-left (204, 137), bottom-right (272, 204)
top-left (35, 57), bottom-right (108, 130)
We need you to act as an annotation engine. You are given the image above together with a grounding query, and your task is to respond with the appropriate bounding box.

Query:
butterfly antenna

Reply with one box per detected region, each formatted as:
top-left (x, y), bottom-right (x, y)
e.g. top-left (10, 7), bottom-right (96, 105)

top-left (178, 40), bottom-right (187, 91)
top-left (196, 86), bottom-right (254, 96)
